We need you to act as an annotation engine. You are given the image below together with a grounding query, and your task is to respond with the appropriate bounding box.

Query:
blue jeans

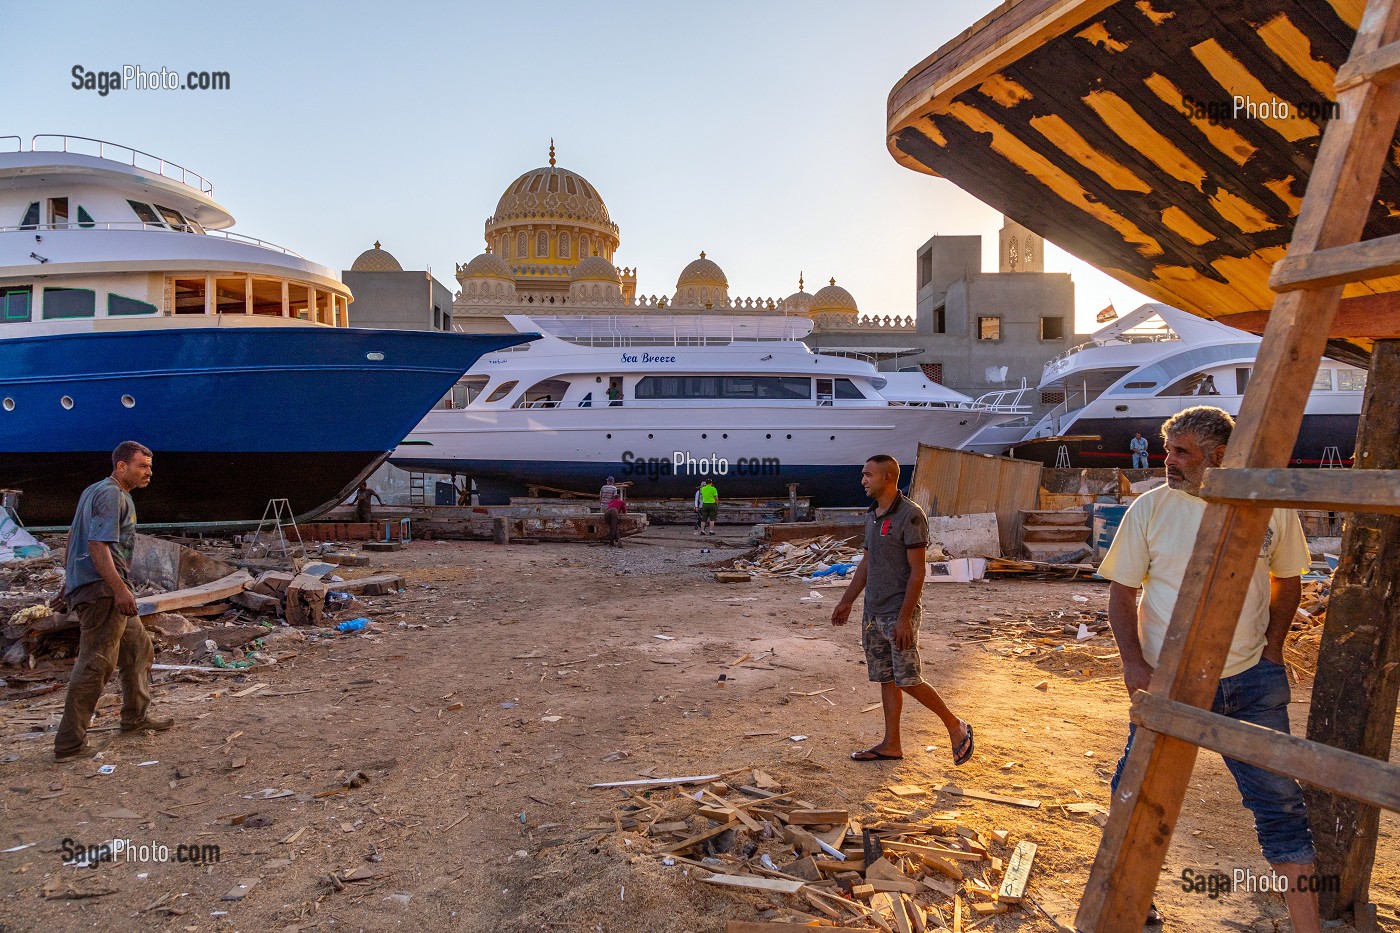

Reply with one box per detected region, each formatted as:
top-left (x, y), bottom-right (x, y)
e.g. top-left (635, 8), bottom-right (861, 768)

top-left (1111, 657), bottom-right (1316, 865)
top-left (1131, 452), bottom-right (1148, 469)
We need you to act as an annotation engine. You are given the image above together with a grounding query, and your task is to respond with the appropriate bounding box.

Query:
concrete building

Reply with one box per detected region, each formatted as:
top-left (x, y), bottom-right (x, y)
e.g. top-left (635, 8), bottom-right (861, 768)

top-left (343, 242), bottom-right (455, 332)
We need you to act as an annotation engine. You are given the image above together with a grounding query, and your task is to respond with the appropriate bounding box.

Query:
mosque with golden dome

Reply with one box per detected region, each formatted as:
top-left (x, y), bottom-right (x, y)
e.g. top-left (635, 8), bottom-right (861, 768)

top-left (450, 144), bottom-right (910, 340)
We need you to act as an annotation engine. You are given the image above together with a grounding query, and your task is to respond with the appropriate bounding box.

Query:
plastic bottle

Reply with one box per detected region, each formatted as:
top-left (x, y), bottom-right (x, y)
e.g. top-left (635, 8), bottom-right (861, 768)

top-left (336, 617), bottom-right (369, 634)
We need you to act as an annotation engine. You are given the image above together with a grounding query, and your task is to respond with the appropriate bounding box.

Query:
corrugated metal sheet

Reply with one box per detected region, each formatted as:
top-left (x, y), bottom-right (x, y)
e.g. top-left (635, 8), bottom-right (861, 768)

top-left (908, 444), bottom-right (1044, 556)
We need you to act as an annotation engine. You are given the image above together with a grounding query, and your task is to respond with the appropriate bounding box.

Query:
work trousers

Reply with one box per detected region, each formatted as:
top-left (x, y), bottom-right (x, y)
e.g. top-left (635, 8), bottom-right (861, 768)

top-left (54, 596), bottom-right (153, 756)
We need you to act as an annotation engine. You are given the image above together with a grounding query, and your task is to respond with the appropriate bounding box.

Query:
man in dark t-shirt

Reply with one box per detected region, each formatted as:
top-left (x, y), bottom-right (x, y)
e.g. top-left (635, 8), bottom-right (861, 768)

top-left (55, 441), bottom-right (173, 760)
top-left (831, 454), bottom-right (974, 765)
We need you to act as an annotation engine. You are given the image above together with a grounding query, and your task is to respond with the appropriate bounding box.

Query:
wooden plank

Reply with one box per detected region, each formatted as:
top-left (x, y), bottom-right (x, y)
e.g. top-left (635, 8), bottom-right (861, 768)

top-left (658, 820), bottom-right (738, 854)
top-left (1336, 37), bottom-right (1400, 90)
top-left (1200, 468), bottom-right (1400, 514)
top-left (931, 784), bottom-right (1041, 809)
top-left (1269, 230), bottom-right (1400, 291)
top-left (589, 774), bottom-right (720, 789)
top-left (726, 923), bottom-right (868, 933)
top-left (880, 840), bottom-right (984, 862)
top-left (1218, 293), bottom-right (1400, 339)
top-left (997, 841), bottom-right (1037, 903)
top-left (1304, 339), bottom-right (1400, 921)
top-left (702, 873), bottom-right (805, 894)
top-left (1133, 693), bottom-right (1400, 812)
top-left (788, 808), bottom-right (850, 826)
top-left (135, 570), bottom-right (252, 617)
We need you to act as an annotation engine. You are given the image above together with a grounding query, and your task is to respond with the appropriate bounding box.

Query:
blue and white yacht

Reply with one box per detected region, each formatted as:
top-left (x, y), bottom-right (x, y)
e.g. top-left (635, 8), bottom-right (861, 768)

top-left (0, 135), bottom-right (531, 524)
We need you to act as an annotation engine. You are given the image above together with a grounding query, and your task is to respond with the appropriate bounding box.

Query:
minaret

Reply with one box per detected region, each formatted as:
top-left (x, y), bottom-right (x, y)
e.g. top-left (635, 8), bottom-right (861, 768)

top-left (998, 216), bottom-right (1043, 273)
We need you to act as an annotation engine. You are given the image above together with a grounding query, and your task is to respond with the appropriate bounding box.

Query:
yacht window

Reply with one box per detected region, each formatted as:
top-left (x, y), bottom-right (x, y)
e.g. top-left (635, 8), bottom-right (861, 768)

top-left (1338, 370), bottom-right (1367, 391)
top-left (1312, 369), bottom-right (1333, 391)
top-left (127, 200), bottom-right (165, 228)
top-left (215, 277), bottom-right (248, 314)
top-left (49, 198), bottom-right (70, 228)
top-left (289, 282), bottom-right (311, 319)
top-left (1124, 381), bottom-right (1157, 389)
top-left (977, 317), bottom-right (1001, 341)
top-left (1162, 371), bottom-right (1221, 396)
top-left (635, 375), bottom-right (812, 400)
top-left (453, 376), bottom-right (489, 408)
top-left (155, 205), bottom-right (191, 232)
top-left (173, 278), bottom-right (208, 314)
top-left (77, 206), bottom-right (96, 228)
top-left (250, 277), bottom-right (285, 316)
top-left (1040, 316), bottom-right (1065, 340)
top-left (42, 287), bottom-right (96, 319)
top-left (1236, 367), bottom-right (1252, 394)
top-left (835, 378), bottom-right (865, 399)
top-left (483, 380), bottom-right (519, 403)
top-left (19, 202), bottom-right (39, 229)
top-left (108, 294), bottom-right (158, 316)
top-left (2, 286), bottom-right (33, 322)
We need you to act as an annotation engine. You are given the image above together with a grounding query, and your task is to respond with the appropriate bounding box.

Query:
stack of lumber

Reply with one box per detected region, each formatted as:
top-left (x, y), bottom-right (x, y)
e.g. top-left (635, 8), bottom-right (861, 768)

top-left (586, 770), bottom-right (1043, 930)
top-left (983, 557), bottom-right (1096, 579)
top-left (1285, 578), bottom-right (1332, 678)
top-left (730, 537), bottom-right (862, 579)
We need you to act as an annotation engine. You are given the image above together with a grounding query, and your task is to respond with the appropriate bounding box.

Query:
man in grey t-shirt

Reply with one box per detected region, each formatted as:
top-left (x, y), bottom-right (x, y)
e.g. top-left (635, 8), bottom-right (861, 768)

top-left (55, 441), bottom-right (173, 760)
top-left (832, 454), bottom-right (974, 765)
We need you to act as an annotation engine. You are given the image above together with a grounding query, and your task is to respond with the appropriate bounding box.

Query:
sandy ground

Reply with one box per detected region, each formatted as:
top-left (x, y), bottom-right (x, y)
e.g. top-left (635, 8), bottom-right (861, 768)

top-left (0, 527), bottom-right (1395, 933)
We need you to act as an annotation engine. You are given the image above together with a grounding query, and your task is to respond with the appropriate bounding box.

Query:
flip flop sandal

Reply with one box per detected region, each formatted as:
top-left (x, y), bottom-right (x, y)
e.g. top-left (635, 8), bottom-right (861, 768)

top-left (952, 722), bottom-right (975, 766)
top-left (850, 748), bottom-right (903, 762)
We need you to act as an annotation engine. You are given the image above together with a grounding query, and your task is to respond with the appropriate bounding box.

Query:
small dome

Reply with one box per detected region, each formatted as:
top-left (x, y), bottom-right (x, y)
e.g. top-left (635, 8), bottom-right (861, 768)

top-left (810, 277), bottom-right (858, 315)
top-left (459, 251), bottom-right (514, 280)
top-left (491, 144), bottom-right (612, 229)
top-left (782, 274), bottom-right (814, 315)
top-left (676, 251), bottom-right (728, 289)
top-left (570, 255), bottom-right (621, 283)
top-left (350, 241), bottom-right (403, 273)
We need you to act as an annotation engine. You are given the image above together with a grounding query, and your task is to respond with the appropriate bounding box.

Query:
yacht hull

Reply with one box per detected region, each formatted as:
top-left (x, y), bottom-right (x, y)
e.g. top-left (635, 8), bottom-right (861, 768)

top-left (1, 327), bottom-right (533, 525)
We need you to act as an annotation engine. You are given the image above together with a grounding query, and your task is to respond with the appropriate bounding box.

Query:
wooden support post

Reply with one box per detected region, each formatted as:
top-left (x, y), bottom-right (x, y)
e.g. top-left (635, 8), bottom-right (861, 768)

top-left (1304, 339), bottom-right (1400, 924)
top-left (492, 516), bottom-right (509, 546)
top-left (788, 483), bottom-right (800, 522)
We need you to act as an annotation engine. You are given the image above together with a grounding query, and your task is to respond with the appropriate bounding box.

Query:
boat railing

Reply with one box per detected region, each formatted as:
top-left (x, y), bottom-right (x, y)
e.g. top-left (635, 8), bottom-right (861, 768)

top-left (27, 134), bottom-right (214, 196)
top-left (0, 136), bottom-right (20, 153)
top-left (1044, 332), bottom-right (1182, 372)
top-left (970, 383), bottom-right (1034, 415)
top-left (0, 221), bottom-right (302, 257)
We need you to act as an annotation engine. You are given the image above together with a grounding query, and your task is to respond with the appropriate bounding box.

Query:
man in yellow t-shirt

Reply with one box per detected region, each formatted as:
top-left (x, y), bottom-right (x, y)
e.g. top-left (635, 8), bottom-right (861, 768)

top-left (1098, 406), bottom-right (1320, 932)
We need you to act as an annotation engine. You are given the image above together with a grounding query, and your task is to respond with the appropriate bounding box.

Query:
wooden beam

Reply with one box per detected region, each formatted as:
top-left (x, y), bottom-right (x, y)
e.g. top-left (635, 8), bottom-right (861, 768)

top-left (1269, 230), bottom-right (1400, 291)
top-left (1077, 4), bottom-right (1400, 925)
top-left (997, 841), bottom-right (1037, 903)
top-left (702, 874), bottom-right (804, 894)
top-left (1336, 38), bottom-right (1400, 91)
top-left (1304, 339), bottom-right (1400, 923)
top-left (1131, 693), bottom-right (1400, 812)
top-left (134, 570), bottom-right (252, 617)
top-left (1217, 292), bottom-right (1400, 338)
top-left (1199, 468), bottom-right (1400, 514)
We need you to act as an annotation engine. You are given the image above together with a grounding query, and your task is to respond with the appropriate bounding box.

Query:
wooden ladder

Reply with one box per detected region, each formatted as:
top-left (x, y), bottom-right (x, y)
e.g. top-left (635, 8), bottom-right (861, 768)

top-left (1076, 1), bottom-right (1400, 928)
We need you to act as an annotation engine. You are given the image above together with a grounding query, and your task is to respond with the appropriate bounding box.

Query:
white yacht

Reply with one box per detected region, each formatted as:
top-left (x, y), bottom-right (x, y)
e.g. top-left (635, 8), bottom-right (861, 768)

top-left (390, 314), bottom-right (1026, 504)
top-left (988, 304), bottom-right (1365, 467)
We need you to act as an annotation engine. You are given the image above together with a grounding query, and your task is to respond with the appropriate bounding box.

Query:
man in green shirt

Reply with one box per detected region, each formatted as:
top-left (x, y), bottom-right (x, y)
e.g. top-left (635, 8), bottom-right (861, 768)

top-left (54, 441), bottom-right (173, 760)
top-left (699, 480), bottom-right (719, 536)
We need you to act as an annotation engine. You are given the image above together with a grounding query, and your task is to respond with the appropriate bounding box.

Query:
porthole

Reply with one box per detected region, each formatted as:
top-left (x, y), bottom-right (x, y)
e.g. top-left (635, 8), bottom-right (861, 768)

top-left (121, 395), bottom-right (135, 409)
top-left (61, 396), bottom-right (74, 410)
top-left (830, 435), bottom-right (836, 441)
top-left (1114, 405), bottom-right (1128, 412)
top-left (647, 433), bottom-right (653, 439)
top-left (701, 433), bottom-right (707, 439)
top-left (366, 352), bottom-right (384, 361)
top-left (2, 398), bottom-right (13, 412)
top-left (786, 434), bottom-right (792, 440)
top-left (606, 433), bottom-right (612, 439)
top-left (765, 433), bottom-right (772, 439)
top-left (722, 433), bottom-right (728, 439)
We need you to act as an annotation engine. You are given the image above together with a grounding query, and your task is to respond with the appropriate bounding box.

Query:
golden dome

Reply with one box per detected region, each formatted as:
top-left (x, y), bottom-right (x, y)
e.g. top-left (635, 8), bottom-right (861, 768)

top-left (350, 241), bottom-right (402, 272)
top-left (458, 251), bottom-right (514, 280)
top-left (783, 273), bottom-right (814, 315)
top-left (490, 144), bottom-right (614, 231)
top-left (676, 251), bottom-right (728, 289)
top-left (810, 277), bottom-right (858, 315)
top-left (570, 255), bottom-right (621, 282)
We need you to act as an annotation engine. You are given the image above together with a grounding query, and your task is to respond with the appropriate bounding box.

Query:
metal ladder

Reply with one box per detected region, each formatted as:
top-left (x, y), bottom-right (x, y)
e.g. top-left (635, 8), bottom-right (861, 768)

top-left (242, 498), bottom-right (307, 560)
top-left (1076, 2), bottom-right (1400, 927)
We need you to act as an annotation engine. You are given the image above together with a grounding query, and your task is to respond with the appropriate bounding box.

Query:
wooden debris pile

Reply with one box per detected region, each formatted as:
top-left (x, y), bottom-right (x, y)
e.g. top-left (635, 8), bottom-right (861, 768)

top-left (983, 557), bottom-right (1096, 579)
top-left (588, 770), bottom-right (1050, 931)
top-left (731, 536), bottom-right (862, 579)
top-left (1284, 578), bottom-right (1332, 678)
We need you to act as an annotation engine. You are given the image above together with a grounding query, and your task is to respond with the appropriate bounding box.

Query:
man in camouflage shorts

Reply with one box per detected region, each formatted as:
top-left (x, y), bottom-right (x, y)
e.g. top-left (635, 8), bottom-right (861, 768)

top-left (832, 455), bottom-right (974, 765)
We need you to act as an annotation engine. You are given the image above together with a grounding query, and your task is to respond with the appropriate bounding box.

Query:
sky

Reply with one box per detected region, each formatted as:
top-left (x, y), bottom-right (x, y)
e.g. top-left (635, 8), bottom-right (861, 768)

top-left (4, 0), bottom-right (1151, 332)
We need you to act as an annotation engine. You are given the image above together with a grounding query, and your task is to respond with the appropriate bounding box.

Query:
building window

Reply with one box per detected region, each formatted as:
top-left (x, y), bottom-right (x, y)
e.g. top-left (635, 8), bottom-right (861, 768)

top-left (921, 363), bottom-right (943, 384)
top-left (918, 250), bottom-right (932, 288)
top-left (2, 286), bottom-right (33, 322)
top-left (558, 232), bottom-right (571, 259)
top-left (1024, 236), bottom-right (1035, 267)
top-left (1007, 236), bottom-right (1019, 271)
top-left (580, 233), bottom-right (591, 257)
top-left (1312, 369), bottom-right (1332, 391)
top-left (42, 286), bottom-right (96, 319)
top-left (536, 231), bottom-right (549, 258)
top-left (108, 294), bottom-right (158, 316)
top-left (1338, 370), bottom-right (1368, 391)
top-left (977, 316), bottom-right (1001, 340)
top-left (1040, 316), bottom-right (1065, 340)
top-left (1041, 390), bottom-right (1065, 405)
top-left (517, 232), bottom-right (528, 258)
